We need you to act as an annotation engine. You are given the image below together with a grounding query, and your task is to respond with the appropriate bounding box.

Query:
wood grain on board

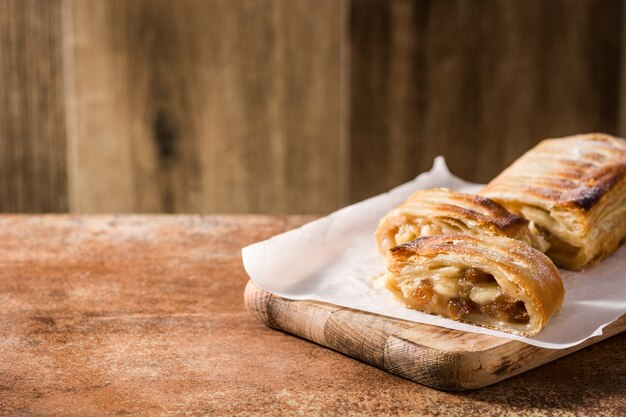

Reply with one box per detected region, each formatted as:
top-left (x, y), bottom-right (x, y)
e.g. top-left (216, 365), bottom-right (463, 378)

top-left (0, 0), bottom-right (68, 212)
top-left (66, 0), bottom-right (345, 214)
top-left (245, 280), bottom-right (626, 390)
top-left (349, 0), bottom-right (624, 201)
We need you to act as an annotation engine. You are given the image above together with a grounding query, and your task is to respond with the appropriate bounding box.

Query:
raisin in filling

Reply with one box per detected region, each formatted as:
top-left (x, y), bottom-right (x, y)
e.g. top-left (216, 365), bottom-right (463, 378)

top-left (409, 268), bottom-right (530, 324)
top-left (480, 297), bottom-right (529, 323)
top-left (462, 268), bottom-right (495, 284)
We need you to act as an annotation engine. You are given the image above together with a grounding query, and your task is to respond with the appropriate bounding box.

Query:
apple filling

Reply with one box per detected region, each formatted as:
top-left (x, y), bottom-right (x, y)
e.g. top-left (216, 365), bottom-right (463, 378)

top-left (393, 220), bottom-right (461, 247)
top-left (399, 267), bottom-right (529, 324)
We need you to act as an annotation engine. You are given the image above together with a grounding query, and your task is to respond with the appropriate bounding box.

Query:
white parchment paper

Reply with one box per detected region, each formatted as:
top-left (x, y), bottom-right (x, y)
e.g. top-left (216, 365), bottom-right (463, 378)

top-left (242, 157), bottom-right (626, 349)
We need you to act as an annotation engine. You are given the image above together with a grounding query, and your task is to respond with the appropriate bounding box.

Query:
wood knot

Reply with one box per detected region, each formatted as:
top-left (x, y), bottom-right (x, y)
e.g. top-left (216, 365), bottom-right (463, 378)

top-left (153, 109), bottom-right (179, 164)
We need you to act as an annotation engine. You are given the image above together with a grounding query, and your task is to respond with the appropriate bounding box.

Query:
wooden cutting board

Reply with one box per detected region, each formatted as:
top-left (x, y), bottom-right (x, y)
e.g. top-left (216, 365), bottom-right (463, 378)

top-left (245, 280), bottom-right (626, 390)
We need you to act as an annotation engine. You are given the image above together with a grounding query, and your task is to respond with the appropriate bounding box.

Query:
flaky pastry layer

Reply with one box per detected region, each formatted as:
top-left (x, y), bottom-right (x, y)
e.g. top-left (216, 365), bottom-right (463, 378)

top-left (375, 188), bottom-right (549, 256)
top-left (480, 133), bottom-right (626, 269)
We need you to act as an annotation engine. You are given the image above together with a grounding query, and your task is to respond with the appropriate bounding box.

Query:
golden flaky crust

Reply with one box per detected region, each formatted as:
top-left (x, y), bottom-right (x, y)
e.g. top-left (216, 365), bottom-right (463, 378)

top-left (375, 188), bottom-right (549, 255)
top-left (386, 234), bottom-right (564, 336)
top-left (480, 133), bottom-right (626, 269)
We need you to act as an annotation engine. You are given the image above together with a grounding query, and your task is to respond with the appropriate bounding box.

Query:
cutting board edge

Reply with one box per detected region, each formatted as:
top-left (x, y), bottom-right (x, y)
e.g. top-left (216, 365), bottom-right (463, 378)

top-left (244, 280), bottom-right (625, 390)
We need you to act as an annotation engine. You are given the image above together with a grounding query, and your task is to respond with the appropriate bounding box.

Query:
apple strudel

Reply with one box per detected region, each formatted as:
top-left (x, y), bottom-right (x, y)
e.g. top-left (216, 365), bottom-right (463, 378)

top-left (384, 234), bottom-right (564, 336)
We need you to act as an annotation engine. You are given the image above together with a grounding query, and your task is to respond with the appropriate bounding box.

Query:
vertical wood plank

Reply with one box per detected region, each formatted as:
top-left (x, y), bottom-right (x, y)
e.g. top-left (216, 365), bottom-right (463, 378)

top-left (64, 0), bottom-right (136, 213)
top-left (0, 0), bottom-right (68, 212)
top-left (350, 0), bottom-right (624, 202)
top-left (66, 0), bottom-right (345, 214)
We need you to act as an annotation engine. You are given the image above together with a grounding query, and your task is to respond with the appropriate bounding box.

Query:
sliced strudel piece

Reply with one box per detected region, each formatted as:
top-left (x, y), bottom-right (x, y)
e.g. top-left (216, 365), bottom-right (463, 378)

top-left (385, 234), bottom-right (564, 336)
top-left (375, 188), bottom-right (549, 256)
top-left (480, 133), bottom-right (626, 269)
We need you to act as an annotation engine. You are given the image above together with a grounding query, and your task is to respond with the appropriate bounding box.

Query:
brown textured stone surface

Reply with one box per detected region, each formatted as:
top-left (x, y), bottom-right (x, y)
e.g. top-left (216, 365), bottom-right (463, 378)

top-left (0, 215), bottom-right (624, 416)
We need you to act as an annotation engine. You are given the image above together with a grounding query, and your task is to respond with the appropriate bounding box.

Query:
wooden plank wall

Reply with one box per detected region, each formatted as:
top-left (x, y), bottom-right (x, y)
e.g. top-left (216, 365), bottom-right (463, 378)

top-left (349, 0), bottom-right (624, 201)
top-left (67, 0), bottom-right (345, 214)
top-left (0, 0), bottom-right (68, 212)
top-left (66, 0), bottom-right (345, 214)
top-left (0, 0), bottom-right (624, 213)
